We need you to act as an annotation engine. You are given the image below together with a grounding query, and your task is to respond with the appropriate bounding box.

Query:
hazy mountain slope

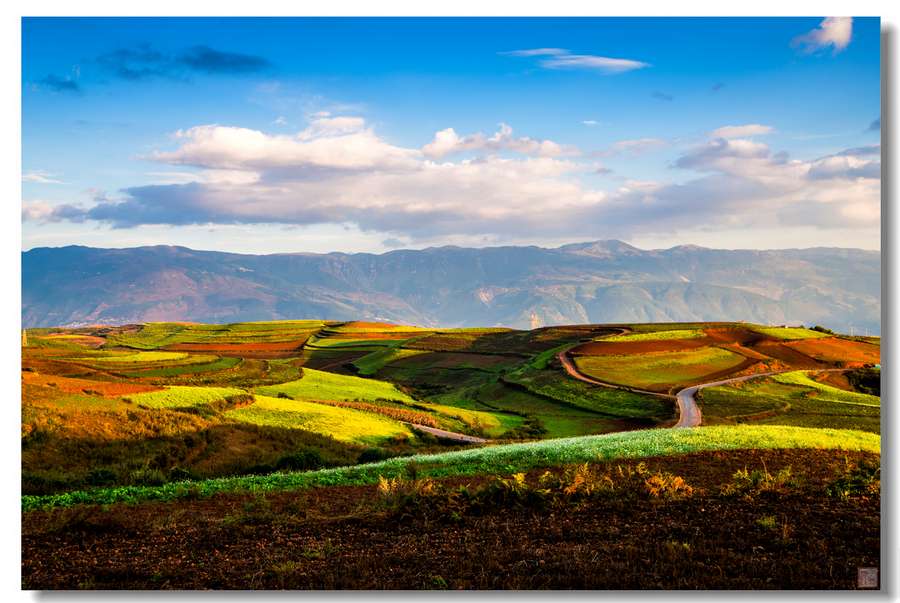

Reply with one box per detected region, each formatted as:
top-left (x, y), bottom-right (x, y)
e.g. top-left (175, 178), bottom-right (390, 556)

top-left (21, 241), bottom-right (881, 334)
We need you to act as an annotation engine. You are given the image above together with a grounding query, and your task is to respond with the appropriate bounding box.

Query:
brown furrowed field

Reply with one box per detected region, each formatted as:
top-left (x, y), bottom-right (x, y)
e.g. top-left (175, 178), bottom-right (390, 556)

top-left (21, 319), bottom-right (881, 590)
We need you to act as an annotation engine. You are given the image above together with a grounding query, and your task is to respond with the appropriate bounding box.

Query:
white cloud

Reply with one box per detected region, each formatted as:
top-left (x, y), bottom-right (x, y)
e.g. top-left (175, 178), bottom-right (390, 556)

top-left (143, 121), bottom-right (420, 172)
top-left (791, 17), bottom-right (853, 55)
top-left (503, 48), bottom-right (650, 74)
top-left (272, 116), bottom-right (287, 125)
top-left (28, 117), bottom-right (879, 248)
top-left (421, 123), bottom-right (582, 159)
top-left (22, 199), bottom-right (54, 221)
top-left (708, 124), bottom-right (775, 139)
top-left (22, 170), bottom-right (66, 184)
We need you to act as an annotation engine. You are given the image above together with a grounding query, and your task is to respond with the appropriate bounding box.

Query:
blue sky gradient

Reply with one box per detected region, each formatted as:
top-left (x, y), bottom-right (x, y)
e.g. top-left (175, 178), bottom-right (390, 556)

top-left (21, 16), bottom-right (882, 254)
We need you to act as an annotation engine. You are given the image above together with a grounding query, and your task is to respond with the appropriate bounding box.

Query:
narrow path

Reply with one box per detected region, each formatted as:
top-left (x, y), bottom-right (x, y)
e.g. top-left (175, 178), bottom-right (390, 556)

top-left (674, 368), bottom-right (853, 429)
top-left (405, 424), bottom-right (489, 443)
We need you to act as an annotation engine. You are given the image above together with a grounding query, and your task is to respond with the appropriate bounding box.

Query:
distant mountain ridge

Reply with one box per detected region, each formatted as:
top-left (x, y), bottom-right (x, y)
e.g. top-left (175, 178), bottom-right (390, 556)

top-left (21, 241), bottom-right (881, 334)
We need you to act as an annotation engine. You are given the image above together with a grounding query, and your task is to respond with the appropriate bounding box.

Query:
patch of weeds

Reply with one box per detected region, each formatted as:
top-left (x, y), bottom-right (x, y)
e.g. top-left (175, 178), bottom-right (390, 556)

top-left (301, 538), bottom-right (339, 559)
top-left (616, 462), bottom-right (694, 500)
top-left (720, 463), bottom-right (801, 499)
top-left (427, 574), bottom-right (449, 590)
top-left (756, 515), bottom-right (778, 529)
top-left (536, 463), bottom-right (614, 506)
top-left (825, 457), bottom-right (880, 501)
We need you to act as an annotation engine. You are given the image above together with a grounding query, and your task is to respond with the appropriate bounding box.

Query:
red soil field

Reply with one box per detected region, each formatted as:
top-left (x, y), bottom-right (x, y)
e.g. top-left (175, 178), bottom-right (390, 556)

top-left (786, 338), bottom-right (881, 365)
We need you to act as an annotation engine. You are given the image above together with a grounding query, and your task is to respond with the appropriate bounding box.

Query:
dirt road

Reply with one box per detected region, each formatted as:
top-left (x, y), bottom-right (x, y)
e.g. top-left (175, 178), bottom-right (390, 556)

top-left (406, 424), bottom-right (489, 443)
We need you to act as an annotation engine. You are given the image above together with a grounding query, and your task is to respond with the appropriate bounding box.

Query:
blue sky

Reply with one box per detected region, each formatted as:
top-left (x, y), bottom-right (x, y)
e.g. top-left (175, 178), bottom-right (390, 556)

top-left (20, 15), bottom-right (883, 254)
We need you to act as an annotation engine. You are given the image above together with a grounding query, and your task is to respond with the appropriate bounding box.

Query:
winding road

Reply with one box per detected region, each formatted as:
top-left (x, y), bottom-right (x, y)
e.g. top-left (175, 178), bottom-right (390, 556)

top-left (557, 343), bottom-right (854, 429)
top-left (673, 368), bottom-right (854, 428)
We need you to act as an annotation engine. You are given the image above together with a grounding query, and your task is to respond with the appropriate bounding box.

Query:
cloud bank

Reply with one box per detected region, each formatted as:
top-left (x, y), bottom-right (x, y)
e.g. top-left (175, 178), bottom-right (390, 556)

top-left (24, 117), bottom-right (879, 246)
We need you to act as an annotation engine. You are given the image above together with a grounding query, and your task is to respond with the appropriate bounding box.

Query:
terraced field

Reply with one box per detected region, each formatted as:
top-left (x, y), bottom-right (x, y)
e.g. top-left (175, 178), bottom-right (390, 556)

top-left (21, 319), bottom-right (880, 590)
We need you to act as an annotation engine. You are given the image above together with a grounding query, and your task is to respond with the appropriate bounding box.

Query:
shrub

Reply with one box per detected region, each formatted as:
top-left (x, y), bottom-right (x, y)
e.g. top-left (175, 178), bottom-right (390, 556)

top-left (825, 458), bottom-right (880, 501)
top-left (273, 448), bottom-right (328, 472)
top-left (357, 447), bottom-right (391, 465)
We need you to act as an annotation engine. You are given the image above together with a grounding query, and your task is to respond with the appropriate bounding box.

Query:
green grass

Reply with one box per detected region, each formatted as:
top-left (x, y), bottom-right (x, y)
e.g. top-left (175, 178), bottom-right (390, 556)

top-left (125, 386), bottom-right (248, 409)
top-left (771, 372), bottom-right (881, 406)
top-left (529, 343), bottom-right (572, 370)
top-left (751, 327), bottom-right (831, 340)
top-left (254, 368), bottom-right (417, 404)
top-left (512, 372), bottom-right (672, 420)
top-left (305, 335), bottom-right (396, 349)
top-left (352, 346), bottom-right (430, 375)
top-left (73, 351), bottom-right (192, 364)
top-left (699, 371), bottom-right (880, 434)
top-left (121, 356), bottom-right (242, 378)
top-left (609, 329), bottom-right (704, 342)
top-left (574, 347), bottom-right (747, 389)
top-left (225, 395), bottom-right (413, 445)
top-left (22, 425), bottom-right (880, 511)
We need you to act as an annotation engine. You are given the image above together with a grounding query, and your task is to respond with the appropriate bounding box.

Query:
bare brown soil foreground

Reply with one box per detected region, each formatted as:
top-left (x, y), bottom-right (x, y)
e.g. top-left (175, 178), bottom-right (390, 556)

top-left (22, 448), bottom-right (879, 590)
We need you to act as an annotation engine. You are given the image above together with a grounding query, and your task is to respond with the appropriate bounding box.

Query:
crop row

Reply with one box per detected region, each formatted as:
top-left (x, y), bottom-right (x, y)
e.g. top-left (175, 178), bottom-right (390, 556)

top-left (120, 356), bottom-right (242, 378)
top-left (254, 368), bottom-right (417, 405)
top-left (609, 329), bottom-right (704, 343)
top-left (124, 386), bottom-right (248, 409)
top-left (224, 395), bottom-right (412, 445)
top-left (297, 398), bottom-right (439, 428)
top-left (21, 425), bottom-right (880, 511)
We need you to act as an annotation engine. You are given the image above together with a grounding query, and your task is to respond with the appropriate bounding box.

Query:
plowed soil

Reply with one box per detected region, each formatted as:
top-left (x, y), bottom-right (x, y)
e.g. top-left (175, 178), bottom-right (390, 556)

top-left (22, 448), bottom-right (880, 590)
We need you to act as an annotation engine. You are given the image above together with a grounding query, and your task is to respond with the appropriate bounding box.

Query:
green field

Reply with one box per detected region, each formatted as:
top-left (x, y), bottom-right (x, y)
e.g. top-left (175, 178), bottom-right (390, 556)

top-left (608, 329), bottom-right (704, 342)
top-left (574, 347), bottom-right (747, 390)
top-left (751, 327), bottom-right (831, 340)
top-left (74, 351), bottom-right (193, 364)
top-left (225, 395), bottom-right (413, 445)
top-left (125, 386), bottom-right (248, 409)
top-left (254, 368), bottom-right (417, 404)
top-left (698, 371), bottom-right (880, 433)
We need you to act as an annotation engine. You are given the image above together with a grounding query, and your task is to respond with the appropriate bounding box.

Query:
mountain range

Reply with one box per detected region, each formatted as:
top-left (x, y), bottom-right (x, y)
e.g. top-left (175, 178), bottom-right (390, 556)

top-left (21, 241), bottom-right (881, 335)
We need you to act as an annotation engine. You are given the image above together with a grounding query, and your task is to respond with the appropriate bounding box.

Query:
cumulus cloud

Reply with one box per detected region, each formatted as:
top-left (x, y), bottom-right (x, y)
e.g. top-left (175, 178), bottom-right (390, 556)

top-left (142, 119), bottom-right (420, 173)
top-left (674, 138), bottom-right (771, 170)
top-left (25, 117), bottom-right (878, 245)
top-left (503, 48), bottom-right (650, 74)
top-left (422, 123), bottom-right (582, 159)
top-left (707, 124), bottom-right (774, 139)
top-left (791, 17), bottom-right (853, 55)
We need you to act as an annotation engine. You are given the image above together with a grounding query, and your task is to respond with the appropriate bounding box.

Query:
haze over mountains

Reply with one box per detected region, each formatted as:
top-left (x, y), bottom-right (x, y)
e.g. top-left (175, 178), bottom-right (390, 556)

top-left (21, 241), bottom-right (881, 335)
